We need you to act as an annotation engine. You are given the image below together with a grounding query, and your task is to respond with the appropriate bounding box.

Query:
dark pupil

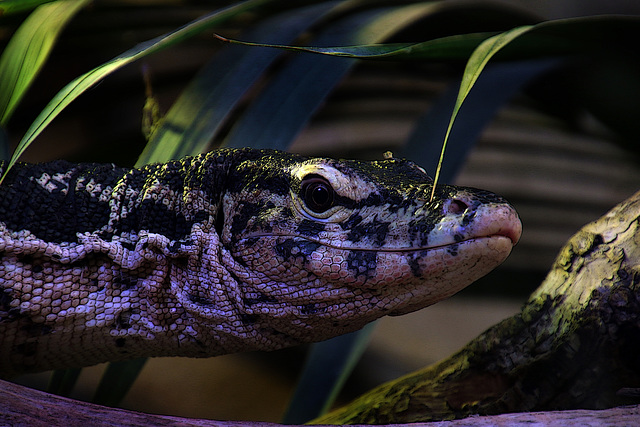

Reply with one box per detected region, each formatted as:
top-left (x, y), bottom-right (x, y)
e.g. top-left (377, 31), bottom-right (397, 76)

top-left (303, 178), bottom-right (334, 213)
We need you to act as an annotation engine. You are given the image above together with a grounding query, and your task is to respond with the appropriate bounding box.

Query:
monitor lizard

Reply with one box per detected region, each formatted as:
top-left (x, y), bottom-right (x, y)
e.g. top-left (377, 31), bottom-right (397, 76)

top-left (0, 148), bottom-right (521, 377)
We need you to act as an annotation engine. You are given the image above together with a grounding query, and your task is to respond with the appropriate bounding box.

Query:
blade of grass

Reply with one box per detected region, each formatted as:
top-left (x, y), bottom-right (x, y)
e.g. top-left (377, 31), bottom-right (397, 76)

top-left (0, 0), bottom-right (275, 183)
top-left (0, 0), bottom-right (91, 125)
top-left (428, 25), bottom-right (531, 200)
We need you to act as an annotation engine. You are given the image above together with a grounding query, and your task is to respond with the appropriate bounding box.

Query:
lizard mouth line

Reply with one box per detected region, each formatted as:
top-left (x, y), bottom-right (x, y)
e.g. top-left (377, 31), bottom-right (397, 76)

top-left (236, 232), bottom-right (515, 253)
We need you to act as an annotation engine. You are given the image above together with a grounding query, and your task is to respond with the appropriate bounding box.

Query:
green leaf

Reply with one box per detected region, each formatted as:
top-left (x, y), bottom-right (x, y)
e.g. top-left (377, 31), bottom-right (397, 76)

top-left (217, 15), bottom-right (640, 63)
top-left (215, 31), bottom-right (496, 61)
top-left (0, 0), bottom-right (57, 15)
top-left (0, 0), bottom-right (275, 182)
top-left (0, 0), bottom-right (91, 125)
top-left (428, 25), bottom-right (531, 198)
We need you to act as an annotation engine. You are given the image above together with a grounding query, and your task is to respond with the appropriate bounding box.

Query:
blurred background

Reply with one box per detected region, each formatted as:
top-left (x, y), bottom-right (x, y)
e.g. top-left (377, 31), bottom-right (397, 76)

top-left (2, 0), bottom-right (639, 422)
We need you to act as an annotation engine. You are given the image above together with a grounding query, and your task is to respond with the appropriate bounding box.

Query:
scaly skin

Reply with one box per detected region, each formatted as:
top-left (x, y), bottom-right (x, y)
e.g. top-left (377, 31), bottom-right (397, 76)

top-left (0, 148), bottom-right (521, 377)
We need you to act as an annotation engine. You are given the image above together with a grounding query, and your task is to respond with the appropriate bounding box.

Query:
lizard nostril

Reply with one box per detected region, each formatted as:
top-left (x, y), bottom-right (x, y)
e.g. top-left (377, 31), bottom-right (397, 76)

top-left (447, 198), bottom-right (469, 215)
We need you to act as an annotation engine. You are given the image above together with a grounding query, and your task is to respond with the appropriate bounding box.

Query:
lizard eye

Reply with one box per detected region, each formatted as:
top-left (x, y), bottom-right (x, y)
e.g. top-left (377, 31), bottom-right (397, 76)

top-left (301, 175), bottom-right (334, 214)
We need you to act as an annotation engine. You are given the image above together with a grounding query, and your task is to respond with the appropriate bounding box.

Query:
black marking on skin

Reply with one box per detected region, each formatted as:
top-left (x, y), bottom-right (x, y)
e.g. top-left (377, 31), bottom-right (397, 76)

top-left (120, 241), bottom-right (136, 251)
top-left (116, 198), bottom-right (191, 242)
top-left (616, 267), bottom-right (639, 288)
top-left (189, 294), bottom-right (214, 306)
top-left (300, 303), bottom-right (325, 315)
top-left (409, 217), bottom-right (439, 248)
top-left (345, 217), bottom-right (390, 247)
top-left (214, 204), bottom-right (225, 237)
top-left (341, 213), bottom-right (362, 230)
top-left (167, 238), bottom-right (193, 254)
top-left (275, 239), bottom-right (321, 262)
top-left (0, 160), bottom-right (123, 243)
top-left (227, 152), bottom-right (300, 196)
top-left (0, 289), bottom-right (12, 312)
top-left (115, 310), bottom-right (132, 329)
top-left (346, 251), bottom-right (377, 279)
top-left (17, 254), bottom-right (45, 276)
top-left (281, 207), bottom-right (293, 218)
top-left (168, 241), bottom-right (181, 253)
top-left (407, 251), bottom-right (424, 278)
top-left (243, 293), bottom-right (278, 306)
top-left (240, 313), bottom-right (259, 324)
top-left (114, 272), bottom-right (138, 290)
top-left (461, 210), bottom-right (476, 227)
top-left (447, 244), bottom-right (459, 257)
top-left (193, 210), bottom-right (210, 224)
top-left (0, 289), bottom-right (16, 323)
top-left (229, 201), bottom-right (274, 240)
top-left (454, 234), bottom-right (464, 243)
top-left (296, 219), bottom-right (325, 237)
top-left (184, 152), bottom-right (230, 203)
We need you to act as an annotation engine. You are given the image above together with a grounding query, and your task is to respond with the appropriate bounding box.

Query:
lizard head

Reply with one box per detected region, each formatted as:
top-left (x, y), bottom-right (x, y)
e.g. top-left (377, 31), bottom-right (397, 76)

top-left (216, 150), bottom-right (521, 344)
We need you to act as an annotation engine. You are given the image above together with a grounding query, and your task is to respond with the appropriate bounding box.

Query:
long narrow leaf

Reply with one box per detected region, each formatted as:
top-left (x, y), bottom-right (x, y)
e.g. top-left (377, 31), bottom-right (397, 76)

top-left (428, 25), bottom-right (531, 199)
top-left (0, 0), bottom-right (274, 182)
top-left (0, 0), bottom-right (56, 15)
top-left (217, 15), bottom-right (640, 61)
top-left (0, 0), bottom-right (91, 125)
top-left (215, 31), bottom-right (495, 61)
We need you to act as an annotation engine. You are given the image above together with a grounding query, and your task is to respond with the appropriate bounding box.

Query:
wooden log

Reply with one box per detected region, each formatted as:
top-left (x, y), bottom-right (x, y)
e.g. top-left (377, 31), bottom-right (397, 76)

top-left (1, 377), bottom-right (640, 426)
top-left (313, 189), bottom-right (640, 424)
